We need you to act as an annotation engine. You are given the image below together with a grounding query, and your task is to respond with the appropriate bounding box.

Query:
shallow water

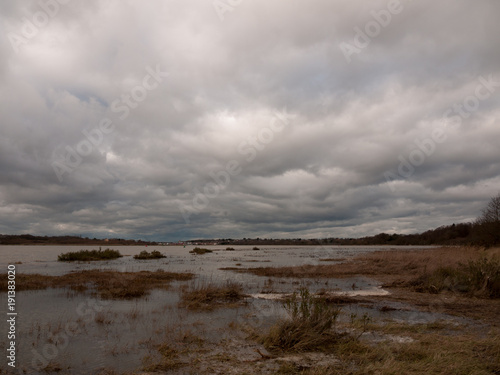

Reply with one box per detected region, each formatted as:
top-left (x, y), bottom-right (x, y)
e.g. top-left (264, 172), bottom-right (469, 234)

top-left (0, 244), bottom-right (440, 275)
top-left (0, 245), bottom-right (444, 374)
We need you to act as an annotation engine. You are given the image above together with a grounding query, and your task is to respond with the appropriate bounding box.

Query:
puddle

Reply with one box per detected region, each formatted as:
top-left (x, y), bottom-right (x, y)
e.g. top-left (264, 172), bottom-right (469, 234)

top-left (250, 286), bottom-right (390, 301)
top-left (335, 287), bottom-right (390, 297)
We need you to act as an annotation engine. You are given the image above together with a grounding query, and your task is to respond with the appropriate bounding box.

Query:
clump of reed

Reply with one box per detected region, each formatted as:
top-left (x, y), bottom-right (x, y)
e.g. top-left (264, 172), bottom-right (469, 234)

top-left (259, 287), bottom-right (342, 353)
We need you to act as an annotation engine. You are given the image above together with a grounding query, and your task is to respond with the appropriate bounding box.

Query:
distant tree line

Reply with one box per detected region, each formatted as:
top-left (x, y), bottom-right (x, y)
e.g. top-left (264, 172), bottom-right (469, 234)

top-left (0, 234), bottom-right (156, 246)
top-left (217, 223), bottom-right (475, 247)
top-left (222, 193), bottom-right (500, 247)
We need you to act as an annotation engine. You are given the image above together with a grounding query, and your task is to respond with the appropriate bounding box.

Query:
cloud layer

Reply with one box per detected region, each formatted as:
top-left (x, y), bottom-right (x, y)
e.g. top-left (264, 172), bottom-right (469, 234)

top-left (1, 0), bottom-right (499, 241)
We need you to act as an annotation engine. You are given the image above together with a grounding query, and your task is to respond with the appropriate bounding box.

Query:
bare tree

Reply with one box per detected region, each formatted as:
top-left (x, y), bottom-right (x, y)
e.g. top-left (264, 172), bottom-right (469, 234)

top-left (475, 192), bottom-right (500, 246)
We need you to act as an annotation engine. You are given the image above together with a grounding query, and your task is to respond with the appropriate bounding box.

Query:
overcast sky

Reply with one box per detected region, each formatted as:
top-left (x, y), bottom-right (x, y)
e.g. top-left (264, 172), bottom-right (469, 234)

top-left (1, 0), bottom-right (499, 241)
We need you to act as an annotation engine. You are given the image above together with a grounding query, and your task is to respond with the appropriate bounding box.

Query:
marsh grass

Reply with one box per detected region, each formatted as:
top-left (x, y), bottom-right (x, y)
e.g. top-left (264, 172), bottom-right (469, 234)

top-left (412, 257), bottom-right (500, 298)
top-left (142, 343), bottom-right (185, 372)
top-left (133, 250), bottom-right (166, 260)
top-left (235, 247), bottom-right (500, 299)
top-left (239, 247), bottom-right (483, 278)
top-left (57, 248), bottom-right (122, 261)
top-left (142, 328), bottom-right (205, 372)
top-left (271, 322), bottom-right (499, 374)
top-left (189, 247), bottom-right (213, 255)
top-left (330, 327), bottom-right (500, 375)
top-left (179, 280), bottom-right (247, 310)
top-left (259, 288), bottom-right (342, 353)
top-left (0, 270), bottom-right (193, 299)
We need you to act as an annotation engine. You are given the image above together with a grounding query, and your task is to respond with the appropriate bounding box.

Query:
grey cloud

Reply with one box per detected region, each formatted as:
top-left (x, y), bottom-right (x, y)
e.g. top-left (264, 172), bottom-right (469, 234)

top-left (0, 0), bottom-right (499, 241)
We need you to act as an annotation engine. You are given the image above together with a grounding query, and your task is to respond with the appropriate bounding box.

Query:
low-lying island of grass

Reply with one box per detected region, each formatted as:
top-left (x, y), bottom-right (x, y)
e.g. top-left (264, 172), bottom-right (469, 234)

top-left (189, 247), bottom-right (213, 255)
top-left (134, 250), bottom-right (166, 259)
top-left (57, 248), bottom-right (122, 261)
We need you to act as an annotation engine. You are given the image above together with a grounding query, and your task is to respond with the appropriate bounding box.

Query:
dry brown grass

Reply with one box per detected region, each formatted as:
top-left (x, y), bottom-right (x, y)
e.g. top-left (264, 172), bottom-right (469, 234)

top-left (179, 280), bottom-right (247, 310)
top-left (330, 327), bottom-right (500, 375)
top-left (234, 246), bottom-right (499, 284)
top-left (274, 324), bottom-right (500, 374)
top-left (0, 270), bottom-right (193, 299)
top-left (259, 288), bottom-right (342, 353)
top-left (142, 342), bottom-right (187, 372)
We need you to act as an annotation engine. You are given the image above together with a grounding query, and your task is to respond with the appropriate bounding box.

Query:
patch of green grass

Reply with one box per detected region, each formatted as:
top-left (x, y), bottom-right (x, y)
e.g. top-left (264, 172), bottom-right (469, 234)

top-left (57, 248), bottom-right (122, 261)
top-left (189, 247), bottom-right (213, 255)
top-left (133, 250), bottom-right (166, 260)
top-left (260, 288), bottom-right (342, 353)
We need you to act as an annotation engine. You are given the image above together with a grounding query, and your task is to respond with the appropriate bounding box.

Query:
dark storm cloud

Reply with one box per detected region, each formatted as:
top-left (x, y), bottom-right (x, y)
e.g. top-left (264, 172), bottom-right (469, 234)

top-left (0, 0), bottom-right (499, 240)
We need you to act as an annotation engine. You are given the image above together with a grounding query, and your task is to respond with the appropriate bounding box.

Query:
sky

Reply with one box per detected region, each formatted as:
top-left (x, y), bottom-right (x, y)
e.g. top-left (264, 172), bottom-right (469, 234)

top-left (0, 0), bottom-right (499, 242)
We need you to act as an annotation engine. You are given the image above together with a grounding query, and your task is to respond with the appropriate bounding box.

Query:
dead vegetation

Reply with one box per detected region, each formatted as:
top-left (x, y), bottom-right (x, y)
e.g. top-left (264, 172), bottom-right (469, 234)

top-left (0, 269), bottom-right (193, 299)
top-left (235, 247), bottom-right (485, 279)
top-left (327, 326), bottom-right (500, 375)
top-left (411, 256), bottom-right (500, 298)
top-left (259, 288), bottom-right (342, 353)
top-left (179, 280), bottom-right (247, 310)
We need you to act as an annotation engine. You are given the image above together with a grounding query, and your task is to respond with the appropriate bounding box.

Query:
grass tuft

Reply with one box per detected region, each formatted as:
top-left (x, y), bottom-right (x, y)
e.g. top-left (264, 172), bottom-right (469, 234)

top-left (259, 288), bottom-right (342, 353)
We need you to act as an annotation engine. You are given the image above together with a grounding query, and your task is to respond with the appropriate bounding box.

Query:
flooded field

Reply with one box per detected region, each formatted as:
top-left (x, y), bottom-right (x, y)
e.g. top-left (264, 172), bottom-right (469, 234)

top-left (0, 245), bottom-right (496, 374)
